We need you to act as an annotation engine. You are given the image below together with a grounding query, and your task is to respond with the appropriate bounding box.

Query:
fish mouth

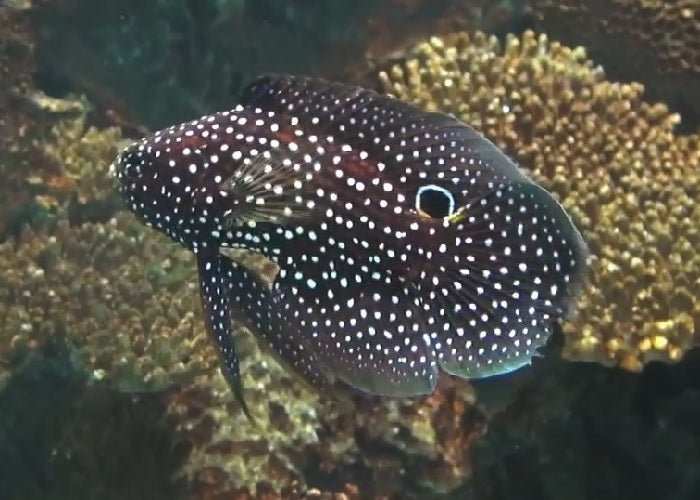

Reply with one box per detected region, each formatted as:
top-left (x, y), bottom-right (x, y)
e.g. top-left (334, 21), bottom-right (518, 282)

top-left (111, 148), bottom-right (130, 180)
top-left (113, 144), bottom-right (149, 184)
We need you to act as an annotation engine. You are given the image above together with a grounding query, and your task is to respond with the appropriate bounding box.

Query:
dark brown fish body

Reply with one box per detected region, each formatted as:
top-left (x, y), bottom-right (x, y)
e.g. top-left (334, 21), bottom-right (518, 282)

top-left (113, 75), bottom-right (588, 417)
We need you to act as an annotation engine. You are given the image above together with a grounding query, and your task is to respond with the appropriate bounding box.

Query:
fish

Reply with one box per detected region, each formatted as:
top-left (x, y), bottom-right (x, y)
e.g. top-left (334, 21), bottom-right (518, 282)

top-left (112, 74), bottom-right (588, 418)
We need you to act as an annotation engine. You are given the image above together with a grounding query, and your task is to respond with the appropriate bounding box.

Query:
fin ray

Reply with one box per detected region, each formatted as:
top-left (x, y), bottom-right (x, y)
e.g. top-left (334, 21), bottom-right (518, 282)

top-left (220, 149), bottom-right (314, 227)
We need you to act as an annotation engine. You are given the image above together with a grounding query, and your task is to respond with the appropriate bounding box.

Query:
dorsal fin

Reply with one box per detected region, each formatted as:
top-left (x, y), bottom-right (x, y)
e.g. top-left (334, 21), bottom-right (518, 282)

top-left (239, 74), bottom-right (527, 202)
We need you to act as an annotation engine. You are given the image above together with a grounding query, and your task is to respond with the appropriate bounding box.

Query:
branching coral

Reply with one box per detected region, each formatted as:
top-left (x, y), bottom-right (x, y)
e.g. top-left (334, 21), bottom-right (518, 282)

top-left (529, 0), bottom-right (700, 131)
top-left (0, 3), bottom-right (49, 238)
top-left (0, 192), bottom-right (329, 493)
top-left (379, 30), bottom-right (700, 371)
top-left (0, 214), bottom-right (203, 389)
top-left (41, 108), bottom-right (123, 205)
top-left (0, 97), bottom-right (124, 235)
top-left (0, 4), bottom-right (125, 240)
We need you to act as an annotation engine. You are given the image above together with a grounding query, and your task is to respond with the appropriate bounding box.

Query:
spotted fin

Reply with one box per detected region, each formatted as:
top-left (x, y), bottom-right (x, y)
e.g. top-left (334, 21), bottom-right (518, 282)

top-left (273, 264), bottom-right (438, 396)
top-left (220, 144), bottom-right (314, 227)
top-left (219, 250), bottom-right (335, 393)
top-left (196, 254), bottom-right (253, 421)
top-left (240, 74), bottom-right (525, 195)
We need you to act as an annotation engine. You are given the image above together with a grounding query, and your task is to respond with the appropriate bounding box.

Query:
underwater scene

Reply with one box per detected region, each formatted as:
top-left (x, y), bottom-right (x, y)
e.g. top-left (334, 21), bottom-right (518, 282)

top-left (0, 0), bottom-right (699, 499)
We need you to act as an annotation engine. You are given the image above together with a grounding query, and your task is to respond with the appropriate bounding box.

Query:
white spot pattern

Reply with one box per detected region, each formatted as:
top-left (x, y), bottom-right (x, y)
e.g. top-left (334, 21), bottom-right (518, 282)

top-left (112, 75), bottom-right (588, 398)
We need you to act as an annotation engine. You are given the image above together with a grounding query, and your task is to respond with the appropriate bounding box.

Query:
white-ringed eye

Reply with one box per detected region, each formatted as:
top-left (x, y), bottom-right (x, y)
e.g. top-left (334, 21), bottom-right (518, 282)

top-left (416, 184), bottom-right (456, 218)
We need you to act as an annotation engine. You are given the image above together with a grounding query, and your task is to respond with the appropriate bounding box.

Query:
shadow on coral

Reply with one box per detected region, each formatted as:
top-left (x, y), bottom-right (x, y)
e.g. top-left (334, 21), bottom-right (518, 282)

top-left (0, 336), bottom-right (191, 500)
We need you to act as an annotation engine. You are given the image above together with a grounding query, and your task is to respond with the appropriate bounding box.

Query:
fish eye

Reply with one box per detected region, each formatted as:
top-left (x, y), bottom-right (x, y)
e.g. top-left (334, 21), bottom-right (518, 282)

top-left (416, 184), bottom-right (456, 219)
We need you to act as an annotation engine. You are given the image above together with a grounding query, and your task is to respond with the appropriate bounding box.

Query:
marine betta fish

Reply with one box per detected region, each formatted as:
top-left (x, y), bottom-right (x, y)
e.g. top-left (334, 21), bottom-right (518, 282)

top-left (112, 75), bottom-right (588, 418)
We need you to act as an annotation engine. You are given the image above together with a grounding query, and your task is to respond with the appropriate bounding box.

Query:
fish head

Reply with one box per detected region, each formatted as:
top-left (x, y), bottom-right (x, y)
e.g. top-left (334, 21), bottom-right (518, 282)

top-left (112, 138), bottom-right (184, 224)
top-left (111, 124), bottom-right (232, 250)
top-left (112, 141), bottom-right (155, 209)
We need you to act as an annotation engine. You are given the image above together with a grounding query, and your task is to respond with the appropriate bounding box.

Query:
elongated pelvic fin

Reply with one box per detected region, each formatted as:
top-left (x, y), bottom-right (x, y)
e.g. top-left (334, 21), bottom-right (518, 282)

top-left (196, 254), bottom-right (254, 422)
top-left (222, 250), bottom-right (337, 393)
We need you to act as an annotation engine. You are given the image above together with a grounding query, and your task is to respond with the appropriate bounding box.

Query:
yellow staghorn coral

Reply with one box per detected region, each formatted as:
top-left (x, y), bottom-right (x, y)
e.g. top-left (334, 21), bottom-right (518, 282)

top-left (379, 30), bottom-right (700, 372)
top-left (0, 214), bottom-right (206, 389)
top-left (0, 192), bottom-right (327, 494)
top-left (0, 97), bottom-right (201, 390)
top-left (529, 0), bottom-right (700, 129)
top-left (41, 105), bottom-right (124, 205)
top-left (0, 94), bottom-right (124, 239)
